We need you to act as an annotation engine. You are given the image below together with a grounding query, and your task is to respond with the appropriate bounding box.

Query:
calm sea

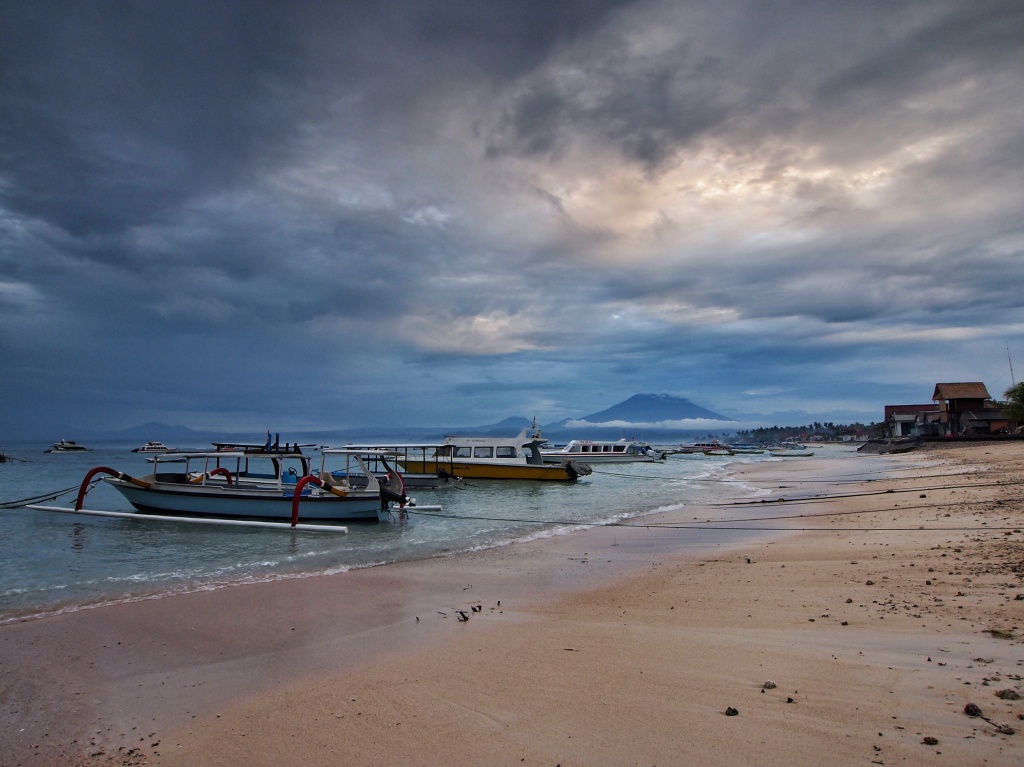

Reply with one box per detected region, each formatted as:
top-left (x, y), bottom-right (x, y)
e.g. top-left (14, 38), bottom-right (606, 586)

top-left (0, 441), bottom-right (871, 624)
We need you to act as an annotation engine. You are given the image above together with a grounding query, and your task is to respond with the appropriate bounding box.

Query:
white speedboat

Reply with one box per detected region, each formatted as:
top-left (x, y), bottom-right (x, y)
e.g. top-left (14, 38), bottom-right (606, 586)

top-left (46, 439), bottom-right (90, 453)
top-left (132, 441), bottom-right (175, 453)
top-left (78, 447), bottom-right (411, 524)
top-left (541, 438), bottom-right (664, 463)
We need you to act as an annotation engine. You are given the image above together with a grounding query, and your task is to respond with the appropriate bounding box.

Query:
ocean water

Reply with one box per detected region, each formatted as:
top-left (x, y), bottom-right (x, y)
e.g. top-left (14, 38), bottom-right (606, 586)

top-left (0, 442), bottom-right (866, 624)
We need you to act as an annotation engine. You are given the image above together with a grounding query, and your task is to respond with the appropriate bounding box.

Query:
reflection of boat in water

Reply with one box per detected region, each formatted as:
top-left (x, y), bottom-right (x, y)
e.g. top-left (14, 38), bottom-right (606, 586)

top-left (541, 438), bottom-right (664, 463)
top-left (132, 441), bottom-right (175, 453)
top-left (46, 439), bottom-right (90, 453)
top-left (399, 429), bottom-right (591, 481)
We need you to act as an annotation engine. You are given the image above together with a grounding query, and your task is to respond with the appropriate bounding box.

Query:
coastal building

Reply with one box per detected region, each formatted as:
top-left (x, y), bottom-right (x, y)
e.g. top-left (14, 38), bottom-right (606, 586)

top-left (931, 382), bottom-right (1007, 436)
top-left (884, 381), bottom-right (1011, 438)
top-left (884, 404), bottom-right (940, 438)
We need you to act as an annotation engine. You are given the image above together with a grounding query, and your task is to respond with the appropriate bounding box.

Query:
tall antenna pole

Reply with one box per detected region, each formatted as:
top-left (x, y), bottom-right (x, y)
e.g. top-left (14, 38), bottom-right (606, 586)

top-left (1009, 346), bottom-right (1016, 387)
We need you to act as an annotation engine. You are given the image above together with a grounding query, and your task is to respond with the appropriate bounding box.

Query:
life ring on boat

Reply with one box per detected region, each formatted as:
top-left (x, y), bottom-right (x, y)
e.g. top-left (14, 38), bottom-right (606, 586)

top-left (191, 467), bottom-right (233, 484)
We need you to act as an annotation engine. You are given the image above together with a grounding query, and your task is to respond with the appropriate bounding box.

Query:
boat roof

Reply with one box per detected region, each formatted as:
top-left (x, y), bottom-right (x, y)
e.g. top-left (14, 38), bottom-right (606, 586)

top-left (321, 448), bottom-right (403, 457)
top-left (341, 443), bottom-right (447, 450)
top-left (443, 428), bottom-right (548, 445)
top-left (154, 450), bottom-right (312, 461)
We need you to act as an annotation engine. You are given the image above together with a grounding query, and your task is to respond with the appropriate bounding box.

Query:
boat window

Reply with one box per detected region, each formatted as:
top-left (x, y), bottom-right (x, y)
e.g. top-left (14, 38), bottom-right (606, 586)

top-left (613, 445), bottom-right (624, 452)
top-left (582, 445), bottom-right (592, 453)
top-left (496, 447), bottom-right (516, 458)
top-left (454, 446), bottom-right (472, 458)
top-left (474, 447), bottom-right (494, 458)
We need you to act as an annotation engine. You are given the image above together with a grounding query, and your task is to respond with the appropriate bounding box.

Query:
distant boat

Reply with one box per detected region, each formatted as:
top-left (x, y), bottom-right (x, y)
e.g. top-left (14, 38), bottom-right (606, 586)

top-left (541, 438), bottom-right (664, 463)
top-left (132, 441), bottom-right (175, 453)
top-left (46, 439), bottom-right (89, 453)
top-left (727, 444), bottom-right (766, 455)
top-left (770, 446), bottom-right (815, 458)
top-left (679, 440), bottom-right (733, 455)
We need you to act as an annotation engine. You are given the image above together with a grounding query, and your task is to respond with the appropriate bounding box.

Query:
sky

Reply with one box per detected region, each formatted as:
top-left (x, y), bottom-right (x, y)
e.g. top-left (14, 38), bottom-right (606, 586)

top-left (2, 0), bottom-right (1023, 439)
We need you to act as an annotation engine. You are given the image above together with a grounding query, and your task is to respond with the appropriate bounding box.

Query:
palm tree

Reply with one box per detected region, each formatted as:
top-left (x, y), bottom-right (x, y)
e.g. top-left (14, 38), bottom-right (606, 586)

top-left (1003, 382), bottom-right (1024, 422)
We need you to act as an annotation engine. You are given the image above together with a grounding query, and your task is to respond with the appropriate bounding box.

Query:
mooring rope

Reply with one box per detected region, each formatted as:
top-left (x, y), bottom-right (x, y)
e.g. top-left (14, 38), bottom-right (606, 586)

top-left (0, 482), bottom-right (98, 510)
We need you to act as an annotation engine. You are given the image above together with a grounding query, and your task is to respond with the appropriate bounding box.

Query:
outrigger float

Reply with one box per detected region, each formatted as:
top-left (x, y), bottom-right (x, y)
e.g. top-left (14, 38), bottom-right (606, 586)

top-left (26, 447), bottom-right (441, 533)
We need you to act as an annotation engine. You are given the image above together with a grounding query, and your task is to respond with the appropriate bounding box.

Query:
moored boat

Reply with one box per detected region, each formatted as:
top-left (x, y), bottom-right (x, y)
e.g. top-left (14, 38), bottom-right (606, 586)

top-left (769, 443), bottom-right (814, 457)
top-left (77, 448), bottom-right (415, 524)
top-left (678, 440), bottom-right (733, 455)
top-left (727, 443), bottom-right (766, 455)
top-left (540, 438), bottom-right (664, 463)
top-left (341, 443), bottom-right (460, 488)
top-left (46, 439), bottom-right (89, 453)
top-left (132, 441), bottom-right (175, 453)
top-left (399, 428), bottom-right (591, 481)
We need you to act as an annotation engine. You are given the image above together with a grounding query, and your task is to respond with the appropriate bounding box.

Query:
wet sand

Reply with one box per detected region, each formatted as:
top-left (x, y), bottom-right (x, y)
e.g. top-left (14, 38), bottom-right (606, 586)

top-left (2, 443), bottom-right (1022, 766)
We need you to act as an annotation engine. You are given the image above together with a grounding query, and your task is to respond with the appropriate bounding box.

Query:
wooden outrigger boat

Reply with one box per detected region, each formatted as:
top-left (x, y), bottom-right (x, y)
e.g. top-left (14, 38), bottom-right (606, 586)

top-left (26, 447), bottom-right (441, 531)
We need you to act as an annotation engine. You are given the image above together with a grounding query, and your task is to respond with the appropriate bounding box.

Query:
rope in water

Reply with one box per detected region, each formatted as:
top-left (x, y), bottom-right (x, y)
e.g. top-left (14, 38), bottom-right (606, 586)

top-left (0, 482), bottom-right (97, 510)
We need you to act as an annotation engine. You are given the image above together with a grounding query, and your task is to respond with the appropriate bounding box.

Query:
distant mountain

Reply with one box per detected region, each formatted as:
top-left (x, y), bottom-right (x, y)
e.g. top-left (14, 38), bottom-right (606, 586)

top-left (481, 416), bottom-right (535, 435)
top-left (574, 394), bottom-right (732, 424)
top-left (82, 395), bottom-right (735, 448)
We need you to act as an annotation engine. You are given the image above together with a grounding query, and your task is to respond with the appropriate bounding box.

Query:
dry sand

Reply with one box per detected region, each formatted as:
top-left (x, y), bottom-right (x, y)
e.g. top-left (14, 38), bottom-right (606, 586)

top-left (2, 442), bottom-right (1022, 766)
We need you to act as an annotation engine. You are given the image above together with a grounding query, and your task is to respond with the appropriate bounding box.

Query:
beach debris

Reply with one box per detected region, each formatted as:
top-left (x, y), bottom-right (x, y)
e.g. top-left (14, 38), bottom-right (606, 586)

top-left (787, 697), bottom-right (794, 703)
top-left (922, 736), bottom-right (938, 745)
top-left (985, 628), bottom-right (1015, 639)
top-left (725, 707), bottom-right (739, 716)
top-left (762, 681), bottom-right (777, 690)
top-left (866, 580), bottom-right (875, 585)
top-left (471, 604), bottom-right (482, 612)
top-left (456, 610), bottom-right (469, 622)
top-left (965, 703), bottom-right (983, 717)
top-left (995, 689), bottom-right (1021, 700)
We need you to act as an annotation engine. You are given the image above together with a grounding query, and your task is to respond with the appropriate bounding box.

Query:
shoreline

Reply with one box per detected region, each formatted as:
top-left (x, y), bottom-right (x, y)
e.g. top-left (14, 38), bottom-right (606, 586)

top-left (2, 444), bottom-right (1022, 766)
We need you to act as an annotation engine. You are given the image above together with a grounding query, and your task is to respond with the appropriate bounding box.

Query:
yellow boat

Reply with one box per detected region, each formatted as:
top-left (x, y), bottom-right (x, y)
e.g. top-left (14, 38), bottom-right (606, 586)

top-left (399, 428), bottom-right (591, 482)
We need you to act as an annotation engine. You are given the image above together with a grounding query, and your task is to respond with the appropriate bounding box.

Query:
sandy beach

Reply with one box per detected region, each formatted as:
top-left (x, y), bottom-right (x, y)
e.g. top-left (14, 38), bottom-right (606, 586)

top-left (2, 443), bottom-right (1022, 766)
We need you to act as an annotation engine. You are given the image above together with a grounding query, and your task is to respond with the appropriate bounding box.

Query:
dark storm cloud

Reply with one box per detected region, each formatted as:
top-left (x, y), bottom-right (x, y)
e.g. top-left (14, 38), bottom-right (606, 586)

top-left (1, 0), bottom-right (1022, 437)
